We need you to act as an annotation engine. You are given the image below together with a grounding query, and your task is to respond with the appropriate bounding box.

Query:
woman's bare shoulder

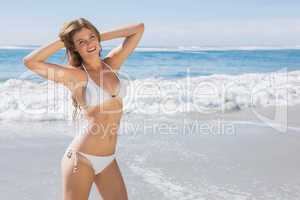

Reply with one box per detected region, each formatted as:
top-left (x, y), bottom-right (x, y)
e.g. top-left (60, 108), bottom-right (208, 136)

top-left (61, 64), bottom-right (86, 82)
top-left (61, 64), bottom-right (80, 70)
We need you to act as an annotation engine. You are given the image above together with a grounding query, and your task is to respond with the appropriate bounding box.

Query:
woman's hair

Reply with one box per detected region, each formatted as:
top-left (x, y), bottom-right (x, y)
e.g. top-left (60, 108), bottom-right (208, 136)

top-left (58, 18), bottom-right (102, 121)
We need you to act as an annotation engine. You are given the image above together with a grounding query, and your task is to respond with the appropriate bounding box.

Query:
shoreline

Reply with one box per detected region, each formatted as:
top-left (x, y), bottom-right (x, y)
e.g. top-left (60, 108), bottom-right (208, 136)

top-left (1, 104), bottom-right (300, 199)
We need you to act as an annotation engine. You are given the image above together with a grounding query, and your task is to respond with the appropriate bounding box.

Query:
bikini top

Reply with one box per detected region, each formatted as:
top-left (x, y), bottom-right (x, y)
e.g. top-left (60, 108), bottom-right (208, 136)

top-left (81, 61), bottom-right (127, 107)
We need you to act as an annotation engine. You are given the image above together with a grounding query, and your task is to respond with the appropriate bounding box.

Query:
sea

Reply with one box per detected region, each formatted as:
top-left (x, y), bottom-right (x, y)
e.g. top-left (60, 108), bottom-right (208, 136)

top-left (0, 45), bottom-right (300, 121)
top-left (1, 45), bottom-right (300, 199)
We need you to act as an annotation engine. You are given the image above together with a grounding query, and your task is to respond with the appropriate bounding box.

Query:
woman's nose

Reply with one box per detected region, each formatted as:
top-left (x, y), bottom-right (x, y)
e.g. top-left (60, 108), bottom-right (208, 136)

top-left (87, 39), bottom-right (95, 47)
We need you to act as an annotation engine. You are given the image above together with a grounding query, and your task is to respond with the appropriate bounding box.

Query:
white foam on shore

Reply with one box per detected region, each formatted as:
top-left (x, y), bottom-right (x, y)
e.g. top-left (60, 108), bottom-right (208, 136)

top-left (0, 79), bottom-right (74, 121)
top-left (126, 70), bottom-right (300, 115)
top-left (1, 70), bottom-right (300, 121)
top-left (128, 155), bottom-right (252, 200)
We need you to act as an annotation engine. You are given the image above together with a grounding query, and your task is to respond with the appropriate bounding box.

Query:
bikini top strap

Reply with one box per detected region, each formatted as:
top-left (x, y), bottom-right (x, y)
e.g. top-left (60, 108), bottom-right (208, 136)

top-left (82, 62), bottom-right (119, 79)
top-left (82, 64), bottom-right (91, 83)
top-left (82, 61), bottom-right (121, 96)
top-left (101, 61), bottom-right (121, 96)
top-left (101, 60), bottom-right (120, 80)
top-left (81, 63), bottom-right (88, 73)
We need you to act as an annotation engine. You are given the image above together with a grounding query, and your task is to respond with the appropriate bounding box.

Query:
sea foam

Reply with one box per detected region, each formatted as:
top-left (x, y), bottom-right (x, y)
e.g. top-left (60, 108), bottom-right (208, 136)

top-left (0, 70), bottom-right (300, 121)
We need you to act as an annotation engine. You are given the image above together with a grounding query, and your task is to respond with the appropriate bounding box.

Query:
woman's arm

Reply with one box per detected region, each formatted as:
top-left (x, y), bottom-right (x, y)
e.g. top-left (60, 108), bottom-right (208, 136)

top-left (23, 38), bottom-right (64, 63)
top-left (23, 39), bottom-right (82, 90)
top-left (100, 23), bottom-right (145, 70)
top-left (100, 23), bottom-right (144, 42)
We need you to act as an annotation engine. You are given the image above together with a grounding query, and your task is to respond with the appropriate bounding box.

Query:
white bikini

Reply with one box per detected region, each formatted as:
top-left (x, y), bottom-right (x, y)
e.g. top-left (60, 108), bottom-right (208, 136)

top-left (83, 60), bottom-right (127, 106)
top-left (65, 60), bottom-right (127, 174)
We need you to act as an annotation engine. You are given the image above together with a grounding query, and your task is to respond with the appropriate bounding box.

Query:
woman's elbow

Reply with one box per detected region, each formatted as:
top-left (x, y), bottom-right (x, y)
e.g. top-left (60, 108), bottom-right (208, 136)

top-left (139, 23), bottom-right (145, 31)
top-left (22, 57), bottom-right (34, 68)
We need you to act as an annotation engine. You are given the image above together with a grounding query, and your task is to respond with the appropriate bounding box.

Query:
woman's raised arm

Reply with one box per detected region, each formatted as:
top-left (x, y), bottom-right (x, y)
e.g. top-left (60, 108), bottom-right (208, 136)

top-left (22, 39), bottom-right (82, 90)
top-left (100, 23), bottom-right (145, 71)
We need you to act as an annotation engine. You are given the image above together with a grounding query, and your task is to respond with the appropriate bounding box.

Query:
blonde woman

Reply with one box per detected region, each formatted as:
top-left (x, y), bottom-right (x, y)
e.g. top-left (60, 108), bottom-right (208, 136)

top-left (23, 18), bottom-right (144, 200)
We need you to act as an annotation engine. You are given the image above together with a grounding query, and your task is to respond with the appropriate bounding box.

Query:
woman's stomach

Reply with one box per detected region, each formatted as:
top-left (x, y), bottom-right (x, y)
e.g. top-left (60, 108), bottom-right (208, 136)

top-left (71, 99), bottom-right (123, 155)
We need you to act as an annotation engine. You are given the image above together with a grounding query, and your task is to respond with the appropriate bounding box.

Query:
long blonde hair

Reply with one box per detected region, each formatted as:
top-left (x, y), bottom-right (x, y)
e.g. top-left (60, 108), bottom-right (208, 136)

top-left (58, 18), bottom-right (102, 120)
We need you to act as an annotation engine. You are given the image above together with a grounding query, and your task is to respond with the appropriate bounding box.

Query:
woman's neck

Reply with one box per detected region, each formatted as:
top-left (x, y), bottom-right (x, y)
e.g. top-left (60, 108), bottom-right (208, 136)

top-left (83, 57), bottom-right (103, 71)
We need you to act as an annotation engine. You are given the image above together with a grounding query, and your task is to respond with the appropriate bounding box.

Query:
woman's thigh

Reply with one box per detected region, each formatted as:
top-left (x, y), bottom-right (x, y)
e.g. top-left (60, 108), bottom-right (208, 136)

top-left (94, 159), bottom-right (128, 200)
top-left (60, 151), bottom-right (95, 200)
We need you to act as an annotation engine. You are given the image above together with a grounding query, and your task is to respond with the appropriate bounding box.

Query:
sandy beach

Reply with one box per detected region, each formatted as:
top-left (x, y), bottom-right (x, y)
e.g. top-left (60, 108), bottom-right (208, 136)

top-left (1, 104), bottom-right (300, 200)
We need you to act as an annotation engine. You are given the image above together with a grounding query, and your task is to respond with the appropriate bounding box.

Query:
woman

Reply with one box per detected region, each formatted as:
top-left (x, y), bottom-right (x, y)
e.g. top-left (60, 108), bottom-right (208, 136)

top-left (23, 18), bottom-right (145, 200)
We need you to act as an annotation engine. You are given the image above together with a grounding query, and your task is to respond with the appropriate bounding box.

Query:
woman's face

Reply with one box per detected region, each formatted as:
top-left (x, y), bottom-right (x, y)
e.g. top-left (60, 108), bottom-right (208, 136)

top-left (72, 27), bottom-right (101, 59)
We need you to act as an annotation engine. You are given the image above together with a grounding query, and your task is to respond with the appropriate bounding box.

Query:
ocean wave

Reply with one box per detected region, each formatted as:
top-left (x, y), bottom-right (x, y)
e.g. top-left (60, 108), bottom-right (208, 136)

top-left (124, 70), bottom-right (300, 114)
top-left (1, 70), bottom-right (300, 121)
top-left (0, 79), bottom-right (74, 121)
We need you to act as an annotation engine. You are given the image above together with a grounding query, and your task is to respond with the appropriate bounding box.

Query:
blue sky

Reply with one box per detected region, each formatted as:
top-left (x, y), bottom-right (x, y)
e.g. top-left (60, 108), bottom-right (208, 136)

top-left (1, 0), bottom-right (300, 47)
